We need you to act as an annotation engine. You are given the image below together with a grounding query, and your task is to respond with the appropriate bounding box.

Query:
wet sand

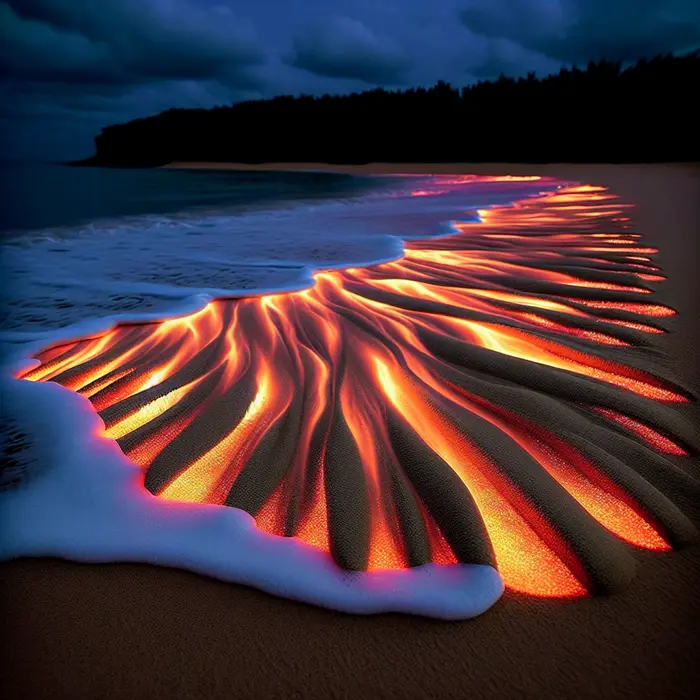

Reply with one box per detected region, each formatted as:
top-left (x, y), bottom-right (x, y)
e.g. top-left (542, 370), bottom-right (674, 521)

top-left (5, 163), bottom-right (700, 700)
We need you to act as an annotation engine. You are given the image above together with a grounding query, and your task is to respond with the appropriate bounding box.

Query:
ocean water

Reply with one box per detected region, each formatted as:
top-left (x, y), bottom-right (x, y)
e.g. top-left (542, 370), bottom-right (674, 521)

top-left (0, 166), bottom-right (565, 619)
top-left (0, 163), bottom-right (393, 233)
top-left (0, 164), bottom-right (560, 338)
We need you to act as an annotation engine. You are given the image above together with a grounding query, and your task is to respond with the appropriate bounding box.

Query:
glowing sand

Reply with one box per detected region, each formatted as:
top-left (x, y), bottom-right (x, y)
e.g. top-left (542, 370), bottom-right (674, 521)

top-left (2, 178), bottom-right (698, 619)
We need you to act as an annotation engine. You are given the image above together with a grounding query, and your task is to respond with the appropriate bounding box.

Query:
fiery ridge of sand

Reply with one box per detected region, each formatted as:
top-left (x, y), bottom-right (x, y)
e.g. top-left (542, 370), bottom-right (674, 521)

top-left (8, 177), bottom-right (699, 613)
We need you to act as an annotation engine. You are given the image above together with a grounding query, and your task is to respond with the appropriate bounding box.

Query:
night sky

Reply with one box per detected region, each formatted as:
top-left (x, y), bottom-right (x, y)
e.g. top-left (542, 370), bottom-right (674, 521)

top-left (2, 1), bottom-right (699, 161)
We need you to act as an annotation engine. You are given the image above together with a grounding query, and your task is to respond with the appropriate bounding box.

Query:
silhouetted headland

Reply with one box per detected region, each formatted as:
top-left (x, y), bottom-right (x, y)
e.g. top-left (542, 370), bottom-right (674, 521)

top-left (73, 53), bottom-right (699, 168)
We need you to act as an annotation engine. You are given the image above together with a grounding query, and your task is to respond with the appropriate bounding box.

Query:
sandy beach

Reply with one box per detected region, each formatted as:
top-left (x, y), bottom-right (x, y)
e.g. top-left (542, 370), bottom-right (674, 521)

top-left (165, 163), bottom-right (700, 394)
top-left (5, 163), bottom-right (700, 700)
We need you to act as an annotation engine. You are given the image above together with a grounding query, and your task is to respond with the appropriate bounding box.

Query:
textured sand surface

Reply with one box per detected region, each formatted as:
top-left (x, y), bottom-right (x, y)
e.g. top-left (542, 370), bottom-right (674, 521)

top-left (167, 162), bottom-right (700, 392)
top-left (4, 164), bottom-right (700, 700)
top-left (15, 178), bottom-right (697, 596)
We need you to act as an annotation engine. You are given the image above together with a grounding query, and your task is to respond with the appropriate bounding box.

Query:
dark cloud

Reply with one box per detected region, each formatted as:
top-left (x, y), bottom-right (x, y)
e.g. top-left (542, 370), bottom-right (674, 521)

top-left (0, 76), bottom-right (251, 161)
top-left (0, 4), bottom-right (121, 84)
top-left (2, 0), bottom-right (266, 85)
top-left (0, 0), bottom-right (272, 160)
top-left (1, 0), bottom-right (699, 161)
top-left (286, 16), bottom-right (410, 85)
top-left (460, 0), bottom-right (700, 65)
top-left (462, 36), bottom-right (559, 80)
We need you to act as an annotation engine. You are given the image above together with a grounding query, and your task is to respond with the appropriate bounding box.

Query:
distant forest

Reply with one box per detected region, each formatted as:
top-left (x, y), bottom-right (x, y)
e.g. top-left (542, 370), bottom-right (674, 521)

top-left (79, 52), bottom-right (699, 166)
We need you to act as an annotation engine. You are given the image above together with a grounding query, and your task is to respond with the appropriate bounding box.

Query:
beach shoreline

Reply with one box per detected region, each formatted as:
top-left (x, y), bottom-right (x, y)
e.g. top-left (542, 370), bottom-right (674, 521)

top-left (164, 162), bottom-right (700, 393)
top-left (163, 160), bottom-right (700, 176)
top-left (5, 163), bottom-right (700, 700)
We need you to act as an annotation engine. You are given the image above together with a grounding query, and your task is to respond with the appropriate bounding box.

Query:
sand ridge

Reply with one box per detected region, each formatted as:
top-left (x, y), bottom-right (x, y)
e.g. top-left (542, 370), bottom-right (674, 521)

top-left (5, 164), bottom-right (700, 700)
top-left (14, 177), bottom-right (698, 603)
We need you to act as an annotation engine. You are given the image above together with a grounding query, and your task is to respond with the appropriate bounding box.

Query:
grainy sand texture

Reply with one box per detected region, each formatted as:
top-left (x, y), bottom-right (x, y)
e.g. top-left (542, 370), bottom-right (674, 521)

top-left (4, 163), bottom-right (700, 700)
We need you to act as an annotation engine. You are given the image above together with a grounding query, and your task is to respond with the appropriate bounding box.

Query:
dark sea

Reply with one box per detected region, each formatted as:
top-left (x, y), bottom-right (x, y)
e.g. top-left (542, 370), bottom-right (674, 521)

top-left (0, 163), bottom-right (558, 336)
top-left (0, 163), bottom-right (392, 234)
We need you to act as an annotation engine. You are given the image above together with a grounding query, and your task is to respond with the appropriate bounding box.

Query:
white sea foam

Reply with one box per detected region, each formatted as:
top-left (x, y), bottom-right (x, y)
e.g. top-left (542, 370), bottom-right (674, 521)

top-left (0, 375), bottom-right (504, 619)
top-left (1, 176), bottom-right (561, 337)
top-left (0, 174), bottom-right (564, 619)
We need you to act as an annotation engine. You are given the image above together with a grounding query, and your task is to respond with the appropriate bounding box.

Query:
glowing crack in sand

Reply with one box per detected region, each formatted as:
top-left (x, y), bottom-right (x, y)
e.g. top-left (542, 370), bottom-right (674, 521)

top-left (1, 177), bottom-right (698, 619)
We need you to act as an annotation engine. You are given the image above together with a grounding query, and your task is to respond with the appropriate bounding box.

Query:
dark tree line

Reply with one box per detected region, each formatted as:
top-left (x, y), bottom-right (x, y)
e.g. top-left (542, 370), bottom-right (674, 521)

top-left (78, 52), bottom-right (699, 167)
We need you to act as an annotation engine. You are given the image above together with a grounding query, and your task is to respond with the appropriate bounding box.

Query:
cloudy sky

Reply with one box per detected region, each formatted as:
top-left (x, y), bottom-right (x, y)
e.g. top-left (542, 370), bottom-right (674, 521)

top-left (2, 0), bottom-right (699, 161)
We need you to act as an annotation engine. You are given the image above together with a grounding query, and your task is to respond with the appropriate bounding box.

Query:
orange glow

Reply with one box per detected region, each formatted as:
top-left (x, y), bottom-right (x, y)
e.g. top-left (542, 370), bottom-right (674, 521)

top-left (374, 355), bottom-right (585, 597)
top-left (439, 392), bottom-right (671, 551)
top-left (516, 313), bottom-right (628, 346)
top-left (607, 320), bottom-right (665, 334)
top-left (20, 179), bottom-right (691, 598)
top-left (105, 378), bottom-right (203, 441)
top-left (433, 316), bottom-right (685, 401)
top-left (637, 273), bottom-right (666, 282)
top-left (567, 300), bottom-right (676, 317)
top-left (341, 369), bottom-right (408, 571)
top-left (563, 280), bottom-right (651, 294)
top-left (592, 408), bottom-right (688, 456)
top-left (160, 360), bottom-right (281, 503)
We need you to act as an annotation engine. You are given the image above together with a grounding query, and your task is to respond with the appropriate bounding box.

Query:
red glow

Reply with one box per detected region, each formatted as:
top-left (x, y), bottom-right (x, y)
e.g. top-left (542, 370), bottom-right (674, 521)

top-left (592, 408), bottom-right (688, 456)
top-left (20, 179), bottom-right (691, 598)
top-left (566, 300), bottom-right (676, 317)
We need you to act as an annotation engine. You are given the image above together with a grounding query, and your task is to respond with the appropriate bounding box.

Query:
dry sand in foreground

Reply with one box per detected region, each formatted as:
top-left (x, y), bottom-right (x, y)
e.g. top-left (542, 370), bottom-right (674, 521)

top-left (5, 163), bottom-right (700, 700)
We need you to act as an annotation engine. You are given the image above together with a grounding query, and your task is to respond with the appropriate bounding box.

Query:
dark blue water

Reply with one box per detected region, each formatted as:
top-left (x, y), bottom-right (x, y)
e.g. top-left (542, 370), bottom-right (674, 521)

top-left (1, 166), bottom-right (558, 335)
top-left (0, 163), bottom-right (395, 234)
